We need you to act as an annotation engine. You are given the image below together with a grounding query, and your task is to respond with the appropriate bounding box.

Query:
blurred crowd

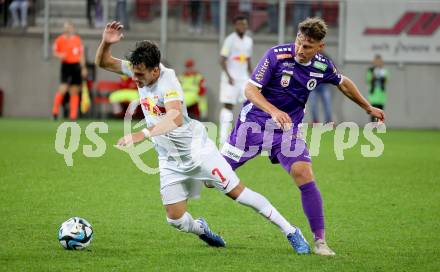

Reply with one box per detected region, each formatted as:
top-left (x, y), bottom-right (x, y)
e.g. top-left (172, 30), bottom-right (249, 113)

top-left (0, 0), bottom-right (338, 33)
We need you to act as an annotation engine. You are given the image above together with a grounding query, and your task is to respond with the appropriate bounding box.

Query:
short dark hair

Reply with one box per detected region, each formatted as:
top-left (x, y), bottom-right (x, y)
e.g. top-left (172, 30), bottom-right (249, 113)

top-left (233, 14), bottom-right (248, 23)
top-left (298, 17), bottom-right (328, 41)
top-left (127, 40), bottom-right (161, 70)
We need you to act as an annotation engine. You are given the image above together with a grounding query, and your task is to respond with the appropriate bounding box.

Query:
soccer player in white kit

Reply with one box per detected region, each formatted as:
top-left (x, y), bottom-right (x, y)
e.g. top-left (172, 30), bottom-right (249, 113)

top-left (95, 21), bottom-right (310, 253)
top-left (218, 15), bottom-right (253, 145)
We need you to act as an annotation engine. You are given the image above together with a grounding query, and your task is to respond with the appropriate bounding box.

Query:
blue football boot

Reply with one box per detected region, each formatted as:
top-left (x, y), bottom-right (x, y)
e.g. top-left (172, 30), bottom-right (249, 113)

top-left (196, 218), bottom-right (226, 247)
top-left (287, 228), bottom-right (311, 254)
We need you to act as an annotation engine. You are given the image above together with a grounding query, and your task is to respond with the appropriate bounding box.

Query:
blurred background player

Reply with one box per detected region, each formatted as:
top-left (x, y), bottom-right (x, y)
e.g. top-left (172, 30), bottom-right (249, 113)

top-left (308, 51), bottom-right (333, 124)
top-left (179, 59), bottom-right (207, 120)
top-left (8, 0), bottom-right (28, 28)
top-left (188, 0), bottom-right (203, 34)
top-left (96, 21), bottom-right (311, 254)
top-left (218, 15), bottom-right (253, 145)
top-left (366, 54), bottom-right (388, 122)
top-left (222, 17), bottom-right (385, 256)
top-left (309, 83), bottom-right (332, 124)
top-left (52, 21), bottom-right (87, 121)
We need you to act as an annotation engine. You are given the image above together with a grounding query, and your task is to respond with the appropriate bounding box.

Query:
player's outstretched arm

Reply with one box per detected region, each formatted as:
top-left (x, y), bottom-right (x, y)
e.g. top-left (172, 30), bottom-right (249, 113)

top-left (116, 101), bottom-right (184, 147)
top-left (95, 21), bottom-right (124, 74)
top-left (145, 101), bottom-right (184, 137)
top-left (245, 82), bottom-right (292, 130)
top-left (338, 75), bottom-right (385, 122)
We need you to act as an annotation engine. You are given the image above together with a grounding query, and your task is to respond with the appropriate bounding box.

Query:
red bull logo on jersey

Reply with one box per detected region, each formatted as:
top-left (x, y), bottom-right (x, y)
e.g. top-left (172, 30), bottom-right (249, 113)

top-left (232, 53), bottom-right (248, 63)
top-left (141, 97), bottom-right (165, 116)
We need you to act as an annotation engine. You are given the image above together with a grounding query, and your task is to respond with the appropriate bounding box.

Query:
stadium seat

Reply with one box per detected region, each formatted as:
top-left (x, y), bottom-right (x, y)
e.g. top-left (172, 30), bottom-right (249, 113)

top-left (250, 10), bottom-right (268, 32)
top-left (136, 0), bottom-right (154, 21)
top-left (93, 80), bottom-right (122, 118)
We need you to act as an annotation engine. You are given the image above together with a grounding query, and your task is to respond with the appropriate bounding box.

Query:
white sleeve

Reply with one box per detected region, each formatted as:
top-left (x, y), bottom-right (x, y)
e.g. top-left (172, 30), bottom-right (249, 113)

top-left (121, 60), bottom-right (133, 77)
top-left (220, 36), bottom-right (232, 57)
top-left (161, 71), bottom-right (185, 104)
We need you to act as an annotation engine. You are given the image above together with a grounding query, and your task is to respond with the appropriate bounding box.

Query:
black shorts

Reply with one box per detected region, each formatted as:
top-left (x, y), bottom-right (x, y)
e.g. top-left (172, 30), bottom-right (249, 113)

top-left (61, 63), bottom-right (82, 85)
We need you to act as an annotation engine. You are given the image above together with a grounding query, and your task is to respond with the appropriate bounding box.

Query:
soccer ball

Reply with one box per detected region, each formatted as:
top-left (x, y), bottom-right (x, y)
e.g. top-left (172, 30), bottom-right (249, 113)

top-left (58, 217), bottom-right (93, 250)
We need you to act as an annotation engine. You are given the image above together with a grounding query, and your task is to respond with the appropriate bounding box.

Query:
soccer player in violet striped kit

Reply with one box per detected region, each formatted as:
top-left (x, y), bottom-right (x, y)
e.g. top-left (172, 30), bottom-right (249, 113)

top-left (221, 17), bottom-right (385, 256)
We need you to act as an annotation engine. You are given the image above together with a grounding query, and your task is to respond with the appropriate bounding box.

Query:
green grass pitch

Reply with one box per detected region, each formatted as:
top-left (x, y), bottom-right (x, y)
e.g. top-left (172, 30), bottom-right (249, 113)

top-left (1, 118), bottom-right (439, 271)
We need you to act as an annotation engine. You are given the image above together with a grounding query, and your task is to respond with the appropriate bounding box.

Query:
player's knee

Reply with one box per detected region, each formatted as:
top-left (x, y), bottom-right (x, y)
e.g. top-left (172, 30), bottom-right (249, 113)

top-left (166, 214), bottom-right (191, 232)
top-left (226, 182), bottom-right (245, 200)
top-left (69, 86), bottom-right (80, 95)
top-left (58, 85), bottom-right (68, 94)
top-left (290, 163), bottom-right (314, 183)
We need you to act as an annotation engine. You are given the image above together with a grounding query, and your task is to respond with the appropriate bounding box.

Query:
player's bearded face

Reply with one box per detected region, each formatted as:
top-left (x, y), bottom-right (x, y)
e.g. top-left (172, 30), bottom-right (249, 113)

top-left (294, 33), bottom-right (323, 63)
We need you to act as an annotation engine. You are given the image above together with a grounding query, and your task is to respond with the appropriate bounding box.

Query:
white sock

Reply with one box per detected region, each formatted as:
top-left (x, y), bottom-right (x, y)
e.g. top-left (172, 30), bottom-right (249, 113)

top-left (236, 188), bottom-right (296, 236)
top-left (166, 212), bottom-right (204, 235)
top-left (219, 108), bottom-right (234, 145)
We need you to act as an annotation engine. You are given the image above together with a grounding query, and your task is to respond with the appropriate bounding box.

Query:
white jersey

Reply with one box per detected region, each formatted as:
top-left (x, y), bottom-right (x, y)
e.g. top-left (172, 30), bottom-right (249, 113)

top-left (121, 60), bottom-right (207, 172)
top-left (220, 32), bottom-right (253, 80)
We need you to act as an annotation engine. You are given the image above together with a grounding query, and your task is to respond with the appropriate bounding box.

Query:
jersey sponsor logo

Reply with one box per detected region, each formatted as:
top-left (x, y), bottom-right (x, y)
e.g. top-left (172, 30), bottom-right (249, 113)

top-left (306, 78), bottom-right (317, 90)
top-left (276, 53), bottom-right (293, 60)
top-left (313, 61), bottom-right (328, 71)
top-left (255, 58), bottom-right (270, 82)
top-left (164, 90), bottom-right (180, 99)
top-left (141, 97), bottom-right (165, 116)
top-left (221, 142), bottom-right (244, 162)
top-left (283, 62), bottom-right (295, 68)
top-left (310, 72), bottom-right (324, 78)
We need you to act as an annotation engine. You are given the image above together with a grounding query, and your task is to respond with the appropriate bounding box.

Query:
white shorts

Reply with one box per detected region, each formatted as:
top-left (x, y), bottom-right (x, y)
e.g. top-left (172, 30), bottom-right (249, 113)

top-left (159, 138), bottom-right (240, 205)
top-left (219, 74), bottom-right (248, 105)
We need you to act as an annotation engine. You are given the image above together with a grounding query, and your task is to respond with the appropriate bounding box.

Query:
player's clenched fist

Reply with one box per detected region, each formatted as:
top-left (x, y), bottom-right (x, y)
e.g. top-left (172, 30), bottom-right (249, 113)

top-left (270, 109), bottom-right (292, 131)
top-left (367, 106), bottom-right (385, 122)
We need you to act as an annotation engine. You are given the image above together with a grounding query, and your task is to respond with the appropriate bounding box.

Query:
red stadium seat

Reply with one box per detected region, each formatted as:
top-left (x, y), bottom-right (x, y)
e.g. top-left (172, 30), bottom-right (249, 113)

top-left (93, 80), bottom-right (122, 117)
top-left (136, 0), bottom-right (154, 21)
